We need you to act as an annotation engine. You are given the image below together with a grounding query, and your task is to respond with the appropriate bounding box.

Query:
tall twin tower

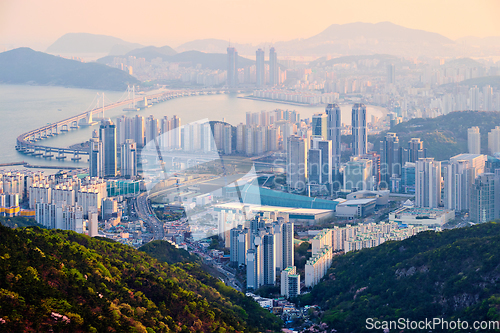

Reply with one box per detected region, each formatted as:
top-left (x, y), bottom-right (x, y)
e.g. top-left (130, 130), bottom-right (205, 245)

top-left (227, 46), bottom-right (279, 87)
top-left (325, 103), bottom-right (367, 166)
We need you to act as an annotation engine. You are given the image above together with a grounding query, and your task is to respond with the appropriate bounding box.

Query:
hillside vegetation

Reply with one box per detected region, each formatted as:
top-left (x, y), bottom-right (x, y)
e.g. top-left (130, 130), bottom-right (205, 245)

top-left (0, 225), bottom-right (281, 332)
top-left (139, 240), bottom-right (201, 265)
top-left (301, 222), bottom-right (500, 332)
top-left (370, 111), bottom-right (500, 160)
top-left (141, 244), bottom-right (282, 332)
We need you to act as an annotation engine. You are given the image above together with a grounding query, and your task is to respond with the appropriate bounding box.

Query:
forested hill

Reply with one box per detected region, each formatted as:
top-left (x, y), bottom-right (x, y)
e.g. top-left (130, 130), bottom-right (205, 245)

top-left (139, 240), bottom-right (201, 265)
top-left (0, 47), bottom-right (139, 91)
top-left (370, 111), bottom-right (500, 160)
top-left (0, 225), bottom-right (281, 332)
top-left (301, 222), bottom-right (500, 332)
top-left (141, 241), bottom-right (282, 332)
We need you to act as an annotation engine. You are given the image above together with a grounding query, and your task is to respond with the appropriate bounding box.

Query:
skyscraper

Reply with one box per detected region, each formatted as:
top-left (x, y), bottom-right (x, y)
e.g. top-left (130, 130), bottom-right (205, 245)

top-left (443, 159), bottom-right (471, 211)
top-left (352, 103), bottom-right (367, 156)
top-left (407, 138), bottom-right (426, 163)
top-left (308, 138), bottom-right (332, 186)
top-left (387, 64), bottom-right (395, 84)
top-left (415, 158), bottom-right (441, 208)
top-left (121, 139), bottom-right (137, 178)
top-left (115, 115), bottom-right (128, 146)
top-left (236, 123), bottom-right (246, 153)
top-left (308, 149), bottom-right (322, 185)
top-left (256, 48), bottom-right (265, 87)
top-left (145, 115), bottom-right (159, 145)
top-left (227, 47), bottom-right (238, 87)
top-left (223, 124), bottom-right (232, 154)
top-left (469, 85), bottom-right (480, 110)
top-left (312, 113), bottom-right (328, 139)
top-left (246, 249), bottom-right (259, 289)
top-left (483, 85), bottom-right (493, 111)
top-left (488, 126), bottom-right (500, 155)
top-left (269, 47), bottom-right (278, 87)
top-left (133, 115), bottom-right (145, 148)
top-left (160, 116), bottom-right (171, 149)
top-left (343, 157), bottom-right (373, 191)
top-left (286, 136), bottom-right (308, 192)
top-left (380, 133), bottom-right (400, 187)
top-left (468, 127), bottom-right (481, 154)
top-left (89, 134), bottom-right (103, 178)
top-left (326, 104), bottom-right (341, 169)
top-left (99, 119), bottom-right (117, 177)
top-left (262, 233), bottom-right (276, 285)
top-left (282, 220), bottom-right (294, 269)
top-left (171, 115), bottom-right (181, 149)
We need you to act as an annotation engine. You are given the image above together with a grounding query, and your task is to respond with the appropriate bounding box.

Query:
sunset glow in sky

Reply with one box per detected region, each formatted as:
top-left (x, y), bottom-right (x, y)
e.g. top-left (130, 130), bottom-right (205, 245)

top-left (1, 0), bottom-right (499, 50)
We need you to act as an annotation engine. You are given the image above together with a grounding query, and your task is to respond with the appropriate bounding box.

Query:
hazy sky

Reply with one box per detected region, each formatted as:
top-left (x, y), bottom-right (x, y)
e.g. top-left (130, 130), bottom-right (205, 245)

top-left (1, 0), bottom-right (499, 50)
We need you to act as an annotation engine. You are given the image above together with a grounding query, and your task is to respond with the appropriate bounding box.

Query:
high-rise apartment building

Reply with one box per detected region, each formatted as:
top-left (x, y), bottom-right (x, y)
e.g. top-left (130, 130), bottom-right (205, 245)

top-left (269, 47), bottom-right (278, 87)
top-left (89, 135), bottom-right (103, 178)
top-left (488, 126), bottom-right (500, 155)
top-left (281, 220), bottom-right (294, 269)
top-left (415, 158), bottom-right (441, 208)
top-left (483, 85), bottom-right (493, 111)
top-left (468, 127), bottom-right (481, 154)
top-left (281, 266), bottom-right (300, 298)
top-left (145, 115), bottom-right (159, 145)
top-left (443, 154), bottom-right (486, 212)
top-left (387, 64), bottom-right (395, 84)
top-left (470, 173), bottom-right (500, 223)
top-left (256, 48), bottom-right (265, 87)
top-left (236, 123), bottom-right (246, 153)
top-left (133, 115), bottom-right (145, 148)
top-left (469, 85), bottom-right (480, 110)
top-left (121, 139), bottom-right (137, 178)
top-left (262, 233), bottom-right (276, 285)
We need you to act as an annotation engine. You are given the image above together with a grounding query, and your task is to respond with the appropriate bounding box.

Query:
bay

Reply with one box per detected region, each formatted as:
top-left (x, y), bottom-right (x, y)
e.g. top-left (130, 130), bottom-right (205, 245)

top-left (0, 84), bottom-right (386, 166)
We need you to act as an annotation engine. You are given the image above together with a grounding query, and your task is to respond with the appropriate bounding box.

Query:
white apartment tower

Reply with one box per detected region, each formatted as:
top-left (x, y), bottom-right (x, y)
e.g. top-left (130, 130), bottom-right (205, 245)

top-left (415, 158), bottom-right (441, 208)
top-left (468, 127), bottom-right (481, 154)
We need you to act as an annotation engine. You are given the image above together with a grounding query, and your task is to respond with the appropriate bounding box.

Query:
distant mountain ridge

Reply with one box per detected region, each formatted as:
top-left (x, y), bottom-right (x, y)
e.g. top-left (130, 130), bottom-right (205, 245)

top-left (175, 22), bottom-right (457, 57)
top-left (176, 39), bottom-right (257, 56)
top-left (0, 47), bottom-right (138, 91)
top-left (124, 45), bottom-right (177, 60)
top-left (46, 32), bottom-right (143, 55)
top-left (272, 21), bottom-right (455, 56)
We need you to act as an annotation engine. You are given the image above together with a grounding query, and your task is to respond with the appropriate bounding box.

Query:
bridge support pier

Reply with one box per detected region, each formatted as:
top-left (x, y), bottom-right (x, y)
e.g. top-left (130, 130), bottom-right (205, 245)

top-left (71, 152), bottom-right (81, 161)
top-left (56, 150), bottom-right (67, 160)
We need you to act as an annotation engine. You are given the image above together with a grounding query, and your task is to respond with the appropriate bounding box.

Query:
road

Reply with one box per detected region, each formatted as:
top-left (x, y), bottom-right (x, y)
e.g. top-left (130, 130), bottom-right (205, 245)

top-left (135, 192), bottom-right (164, 241)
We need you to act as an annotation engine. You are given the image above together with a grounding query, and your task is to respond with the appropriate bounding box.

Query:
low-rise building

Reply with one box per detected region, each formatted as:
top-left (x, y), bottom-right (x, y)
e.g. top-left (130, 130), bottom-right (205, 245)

top-left (335, 198), bottom-right (376, 218)
top-left (389, 207), bottom-right (455, 227)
